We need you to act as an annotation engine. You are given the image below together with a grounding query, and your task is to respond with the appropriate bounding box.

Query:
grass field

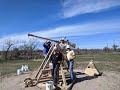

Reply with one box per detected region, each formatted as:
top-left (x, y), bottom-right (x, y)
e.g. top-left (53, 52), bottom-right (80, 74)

top-left (0, 53), bottom-right (120, 77)
top-left (0, 60), bottom-right (41, 77)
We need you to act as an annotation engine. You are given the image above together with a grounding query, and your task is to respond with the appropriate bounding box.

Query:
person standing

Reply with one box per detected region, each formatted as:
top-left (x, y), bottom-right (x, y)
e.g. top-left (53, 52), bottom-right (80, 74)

top-left (50, 47), bottom-right (63, 86)
top-left (59, 38), bottom-right (67, 50)
top-left (43, 40), bottom-right (51, 57)
top-left (66, 45), bottom-right (76, 81)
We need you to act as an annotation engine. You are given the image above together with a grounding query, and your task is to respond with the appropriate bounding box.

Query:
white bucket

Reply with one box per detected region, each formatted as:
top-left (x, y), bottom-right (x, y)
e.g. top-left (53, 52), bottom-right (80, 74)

top-left (21, 65), bottom-right (24, 72)
top-left (21, 65), bottom-right (29, 72)
top-left (17, 69), bottom-right (23, 75)
top-left (24, 65), bottom-right (29, 71)
top-left (46, 81), bottom-right (53, 90)
top-left (49, 63), bottom-right (53, 69)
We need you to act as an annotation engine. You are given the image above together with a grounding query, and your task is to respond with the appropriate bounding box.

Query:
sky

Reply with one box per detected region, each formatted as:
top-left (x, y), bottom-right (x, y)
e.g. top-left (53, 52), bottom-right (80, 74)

top-left (0, 0), bottom-right (120, 49)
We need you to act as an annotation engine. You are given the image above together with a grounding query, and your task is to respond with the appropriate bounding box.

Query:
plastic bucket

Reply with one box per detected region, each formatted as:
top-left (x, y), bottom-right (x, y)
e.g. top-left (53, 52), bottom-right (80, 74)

top-left (46, 81), bottom-right (53, 90)
top-left (17, 69), bottom-right (22, 75)
top-left (49, 63), bottom-right (53, 69)
top-left (21, 65), bottom-right (24, 72)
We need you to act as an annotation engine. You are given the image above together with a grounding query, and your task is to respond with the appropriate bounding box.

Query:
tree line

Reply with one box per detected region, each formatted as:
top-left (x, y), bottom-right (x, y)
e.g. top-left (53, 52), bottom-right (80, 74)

top-left (0, 39), bottom-right (43, 60)
top-left (0, 39), bottom-right (120, 60)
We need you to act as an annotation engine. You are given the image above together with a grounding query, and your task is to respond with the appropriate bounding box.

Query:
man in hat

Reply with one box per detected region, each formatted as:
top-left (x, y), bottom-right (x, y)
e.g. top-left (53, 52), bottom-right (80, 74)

top-left (43, 40), bottom-right (51, 57)
top-left (50, 47), bottom-right (63, 86)
top-left (59, 38), bottom-right (67, 50)
top-left (66, 45), bottom-right (76, 81)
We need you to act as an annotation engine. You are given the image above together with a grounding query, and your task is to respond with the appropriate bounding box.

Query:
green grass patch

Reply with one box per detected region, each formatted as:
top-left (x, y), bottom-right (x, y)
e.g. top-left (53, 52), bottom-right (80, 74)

top-left (75, 53), bottom-right (120, 61)
top-left (74, 54), bottom-right (120, 72)
top-left (0, 60), bottom-right (41, 77)
top-left (0, 53), bottom-right (120, 77)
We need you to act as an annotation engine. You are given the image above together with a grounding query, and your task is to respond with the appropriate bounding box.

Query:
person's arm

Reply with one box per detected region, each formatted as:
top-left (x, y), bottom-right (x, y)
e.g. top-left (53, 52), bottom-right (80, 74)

top-left (72, 50), bottom-right (76, 59)
top-left (50, 54), bottom-right (53, 62)
top-left (43, 42), bottom-right (48, 48)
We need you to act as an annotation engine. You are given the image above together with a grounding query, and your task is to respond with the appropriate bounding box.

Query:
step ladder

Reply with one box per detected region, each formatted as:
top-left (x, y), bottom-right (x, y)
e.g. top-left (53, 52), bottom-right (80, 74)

top-left (24, 45), bottom-right (73, 90)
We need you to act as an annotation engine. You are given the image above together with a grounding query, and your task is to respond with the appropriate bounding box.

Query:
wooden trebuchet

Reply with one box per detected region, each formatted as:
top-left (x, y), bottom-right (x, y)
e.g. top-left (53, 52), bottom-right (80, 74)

top-left (28, 33), bottom-right (76, 48)
top-left (24, 34), bottom-right (76, 89)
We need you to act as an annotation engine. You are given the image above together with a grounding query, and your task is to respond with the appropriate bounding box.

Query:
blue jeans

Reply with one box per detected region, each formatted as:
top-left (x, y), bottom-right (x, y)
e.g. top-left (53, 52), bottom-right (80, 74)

top-left (67, 60), bottom-right (75, 81)
top-left (51, 63), bottom-right (60, 85)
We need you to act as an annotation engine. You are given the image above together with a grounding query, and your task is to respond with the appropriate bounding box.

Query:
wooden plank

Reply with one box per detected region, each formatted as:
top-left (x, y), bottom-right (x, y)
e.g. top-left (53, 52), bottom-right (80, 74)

top-left (60, 64), bottom-right (68, 90)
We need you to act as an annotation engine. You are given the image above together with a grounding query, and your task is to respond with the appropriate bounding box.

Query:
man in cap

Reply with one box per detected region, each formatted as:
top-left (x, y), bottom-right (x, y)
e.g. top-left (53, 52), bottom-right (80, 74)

top-left (50, 47), bottom-right (63, 86)
top-left (66, 45), bottom-right (76, 81)
top-left (59, 38), bottom-right (68, 50)
top-left (43, 40), bottom-right (51, 57)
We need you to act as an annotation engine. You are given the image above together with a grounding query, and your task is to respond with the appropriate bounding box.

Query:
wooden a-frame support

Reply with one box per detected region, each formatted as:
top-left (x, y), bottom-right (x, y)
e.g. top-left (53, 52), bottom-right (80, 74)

top-left (24, 45), bottom-right (73, 90)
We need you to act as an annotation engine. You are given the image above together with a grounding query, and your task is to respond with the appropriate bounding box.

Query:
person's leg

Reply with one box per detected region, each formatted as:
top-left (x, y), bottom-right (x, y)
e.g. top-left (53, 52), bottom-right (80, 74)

top-left (43, 54), bottom-right (47, 62)
top-left (69, 60), bottom-right (75, 81)
top-left (67, 60), bottom-right (69, 69)
top-left (56, 64), bottom-right (60, 84)
top-left (53, 63), bottom-right (60, 85)
top-left (51, 64), bottom-right (55, 80)
top-left (51, 69), bottom-right (54, 80)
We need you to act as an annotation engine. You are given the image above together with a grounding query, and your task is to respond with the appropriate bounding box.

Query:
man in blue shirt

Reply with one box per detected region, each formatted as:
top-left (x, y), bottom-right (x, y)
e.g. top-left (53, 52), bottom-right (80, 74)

top-left (43, 40), bottom-right (51, 57)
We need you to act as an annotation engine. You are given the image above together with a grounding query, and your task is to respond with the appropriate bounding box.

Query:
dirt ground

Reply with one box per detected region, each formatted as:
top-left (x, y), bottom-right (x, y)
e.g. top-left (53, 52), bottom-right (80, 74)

top-left (0, 68), bottom-right (120, 90)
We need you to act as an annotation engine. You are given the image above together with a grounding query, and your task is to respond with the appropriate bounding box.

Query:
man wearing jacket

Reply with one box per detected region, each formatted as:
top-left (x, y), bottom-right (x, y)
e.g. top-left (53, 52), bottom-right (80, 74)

top-left (50, 47), bottom-right (63, 86)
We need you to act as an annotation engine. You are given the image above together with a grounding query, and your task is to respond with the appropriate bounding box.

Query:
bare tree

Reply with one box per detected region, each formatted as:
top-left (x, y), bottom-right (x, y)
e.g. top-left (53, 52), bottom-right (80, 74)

top-left (11, 47), bottom-right (20, 59)
top-left (2, 39), bottom-right (18, 60)
top-left (103, 47), bottom-right (111, 53)
top-left (19, 39), bottom-right (38, 59)
top-left (112, 43), bottom-right (119, 52)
